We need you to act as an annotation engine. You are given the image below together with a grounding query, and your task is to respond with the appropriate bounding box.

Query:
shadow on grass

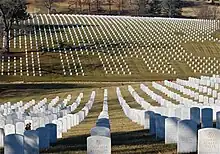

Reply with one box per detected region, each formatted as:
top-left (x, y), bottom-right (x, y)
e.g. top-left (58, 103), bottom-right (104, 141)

top-left (41, 129), bottom-right (171, 154)
top-left (0, 84), bottom-right (92, 90)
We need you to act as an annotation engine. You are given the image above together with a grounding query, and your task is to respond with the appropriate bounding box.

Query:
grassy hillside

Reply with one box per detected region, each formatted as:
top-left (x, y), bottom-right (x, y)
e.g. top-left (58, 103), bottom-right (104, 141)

top-left (0, 15), bottom-right (219, 82)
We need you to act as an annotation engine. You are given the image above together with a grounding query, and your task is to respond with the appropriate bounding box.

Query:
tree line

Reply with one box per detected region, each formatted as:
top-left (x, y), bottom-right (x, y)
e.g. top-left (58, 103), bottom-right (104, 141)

top-left (45, 0), bottom-right (182, 18)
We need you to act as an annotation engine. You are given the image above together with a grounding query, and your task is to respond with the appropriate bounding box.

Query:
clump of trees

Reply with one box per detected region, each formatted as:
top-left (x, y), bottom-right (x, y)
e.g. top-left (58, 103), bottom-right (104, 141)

top-left (64, 0), bottom-right (182, 17)
top-left (45, 0), bottom-right (55, 14)
top-left (0, 0), bottom-right (30, 54)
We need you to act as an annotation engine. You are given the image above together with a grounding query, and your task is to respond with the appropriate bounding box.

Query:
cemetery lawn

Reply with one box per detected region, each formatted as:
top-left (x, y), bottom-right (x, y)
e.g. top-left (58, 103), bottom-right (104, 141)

top-left (0, 82), bottom-right (177, 154)
top-left (2, 40), bottom-right (219, 83)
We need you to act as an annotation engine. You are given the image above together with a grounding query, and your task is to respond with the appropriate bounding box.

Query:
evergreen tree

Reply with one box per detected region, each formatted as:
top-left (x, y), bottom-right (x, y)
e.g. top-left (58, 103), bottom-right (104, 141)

top-left (162, 0), bottom-right (182, 17)
top-left (148, 0), bottom-right (162, 16)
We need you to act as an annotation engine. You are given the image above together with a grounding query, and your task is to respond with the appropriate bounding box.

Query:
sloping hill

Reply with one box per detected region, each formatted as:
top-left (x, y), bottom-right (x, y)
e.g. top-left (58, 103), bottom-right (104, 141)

top-left (0, 14), bottom-right (220, 82)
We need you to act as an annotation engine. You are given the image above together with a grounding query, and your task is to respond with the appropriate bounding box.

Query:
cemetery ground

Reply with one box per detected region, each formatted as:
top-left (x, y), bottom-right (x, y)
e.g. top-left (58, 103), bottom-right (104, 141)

top-left (1, 14), bottom-right (220, 82)
top-left (1, 39), bottom-right (220, 83)
top-left (0, 82), bottom-right (177, 154)
top-left (1, 15), bottom-right (220, 154)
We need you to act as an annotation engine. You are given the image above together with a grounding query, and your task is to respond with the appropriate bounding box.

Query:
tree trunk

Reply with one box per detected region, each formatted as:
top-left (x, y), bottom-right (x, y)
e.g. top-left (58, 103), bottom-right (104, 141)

top-left (109, 1), bottom-right (112, 14)
top-left (88, 2), bottom-right (91, 14)
top-left (118, 1), bottom-right (121, 15)
top-left (79, 0), bottom-right (82, 13)
top-left (3, 30), bottom-right (10, 54)
top-left (96, 0), bottom-right (99, 13)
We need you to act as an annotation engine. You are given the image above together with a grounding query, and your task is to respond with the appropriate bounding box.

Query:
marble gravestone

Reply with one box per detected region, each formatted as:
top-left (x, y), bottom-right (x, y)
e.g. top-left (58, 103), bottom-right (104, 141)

top-left (198, 128), bottom-right (220, 154)
top-left (87, 136), bottom-right (111, 154)
top-left (64, 116), bottom-right (71, 130)
top-left (96, 118), bottom-right (110, 129)
top-left (36, 127), bottom-right (50, 149)
top-left (46, 123), bottom-right (57, 144)
top-left (156, 115), bottom-right (166, 139)
top-left (53, 120), bottom-right (62, 139)
top-left (90, 126), bottom-right (110, 137)
top-left (201, 108), bottom-right (213, 128)
top-left (144, 111), bottom-right (153, 129)
top-left (5, 124), bottom-right (15, 136)
top-left (60, 118), bottom-right (67, 133)
top-left (4, 134), bottom-right (24, 154)
top-left (31, 117), bottom-right (40, 130)
top-left (0, 120), bottom-right (6, 129)
top-left (67, 114), bottom-right (74, 127)
top-left (24, 130), bottom-right (39, 154)
top-left (149, 112), bottom-right (156, 135)
top-left (16, 122), bottom-right (25, 135)
top-left (190, 107), bottom-right (200, 125)
top-left (177, 120), bottom-right (197, 153)
top-left (165, 117), bottom-right (179, 144)
top-left (0, 128), bottom-right (4, 147)
top-left (216, 112), bottom-right (220, 129)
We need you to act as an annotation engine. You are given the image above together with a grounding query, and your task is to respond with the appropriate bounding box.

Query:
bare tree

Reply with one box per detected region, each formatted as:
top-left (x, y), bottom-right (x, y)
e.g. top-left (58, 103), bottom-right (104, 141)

top-left (195, 4), bottom-right (220, 19)
top-left (68, 0), bottom-right (78, 13)
top-left (116, 0), bottom-right (123, 15)
top-left (83, 0), bottom-right (91, 14)
top-left (78, 0), bottom-right (82, 13)
top-left (92, 0), bottom-right (102, 14)
top-left (212, 4), bottom-right (220, 19)
top-left (0, 0), bottom-right (29, 54)
top-left (44, 0), bottom-right (55, 14)
top-left (107, 0), bottom-right (114, 14)
top-left (130, 0), bottom-right (140, 15)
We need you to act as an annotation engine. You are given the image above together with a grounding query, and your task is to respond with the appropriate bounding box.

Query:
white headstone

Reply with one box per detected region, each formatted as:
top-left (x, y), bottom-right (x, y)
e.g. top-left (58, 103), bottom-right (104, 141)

top-left (216, 111), bottom-right (220, 129)
top-left (165, 117), bottom-right (179, 144)
top-left (31, 117), bottom-right (40, 130)
top-left (60, 118), bottom-right (67, 133)
top-left (156, 115), bottom-right (166, 139)
top-left (150, 112), bottom-right (156, 135)
top-left (90, 127), bottom-right (110, 137)
top-left (190, 107), bottom-right (200, 125)
top-left (177, 120), bottom-right (197, 153)
top-left (0, 128), bottom-right (4, 147)
top-left (5, 124), bottom-right (15, 136)
top-left (144, 111), bottom-right (153, 129)
top-left (45, 123), bottom-right (57, 144)
top-left (67, 114), bottom-right (74, 127)
top-left (4, 134), bottom-right (24, 154)
top-left (201, 108), bottom-right (213, 128)
top-left (16, 122), bottom-right (25, 135)
top-left (198, 128), bottom-right (220, 154)
top-left (65, 116), bottom-right (71, 130)
top-left (0, 120), bottom-right (6, 129)
top-left (24, 130), bottom-right (39, 154)
top-left (87, 136), bottom-right (111, 154)
top-left (52, 119), bottom-right (62, 139)
top-left (36, 127), bottom-right (49, 149)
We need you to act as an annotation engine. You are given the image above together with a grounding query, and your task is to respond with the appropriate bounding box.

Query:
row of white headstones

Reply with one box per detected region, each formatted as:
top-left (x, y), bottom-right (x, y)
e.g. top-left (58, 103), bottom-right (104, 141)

top-left (2, 74), bottom-right (220, 153)
top-left (1, 14), bottom-right (219, 76)
top-left (1, 91), bottom-right (96, 154)
top-left (116, 76), bottom-right (220, 153)
top-left (87, 89), bottom-right (111, 154)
